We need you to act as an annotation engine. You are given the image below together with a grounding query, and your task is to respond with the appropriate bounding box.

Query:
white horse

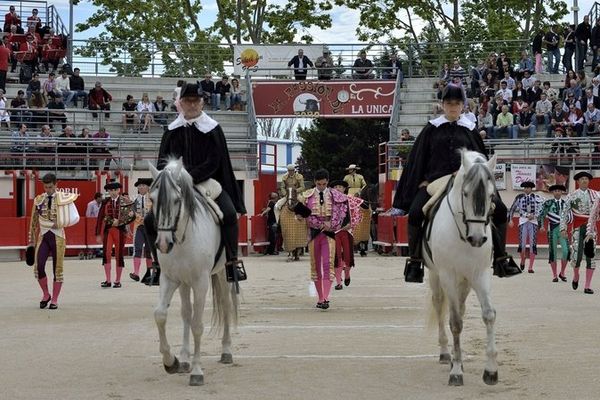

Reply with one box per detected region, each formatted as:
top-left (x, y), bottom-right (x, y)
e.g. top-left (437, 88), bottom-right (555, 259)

top-left (424, 150), bottom-right (498, 386)
top-left (148, 159), bottom-right (238, 386)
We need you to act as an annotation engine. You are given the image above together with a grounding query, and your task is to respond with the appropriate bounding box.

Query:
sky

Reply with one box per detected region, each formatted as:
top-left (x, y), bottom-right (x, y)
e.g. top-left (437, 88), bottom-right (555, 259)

top-left (54, 0), bottom-right (600, 43)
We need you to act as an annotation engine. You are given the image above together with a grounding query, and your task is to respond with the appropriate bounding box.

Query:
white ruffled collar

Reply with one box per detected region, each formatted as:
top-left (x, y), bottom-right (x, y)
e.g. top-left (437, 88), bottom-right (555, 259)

top-left (168, 112), bottom-right (218, 133)
top-left (429, 114), bottom-right (476, 130)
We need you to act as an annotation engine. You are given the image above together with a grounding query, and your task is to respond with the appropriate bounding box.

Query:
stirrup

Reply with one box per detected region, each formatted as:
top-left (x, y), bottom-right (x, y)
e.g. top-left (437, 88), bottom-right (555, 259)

top-left (225, 259), bottom-right (247, 283)
top-left (404, 258), bottom-right (424, 283)
top-left (492, 255), bottom-right (522, 278)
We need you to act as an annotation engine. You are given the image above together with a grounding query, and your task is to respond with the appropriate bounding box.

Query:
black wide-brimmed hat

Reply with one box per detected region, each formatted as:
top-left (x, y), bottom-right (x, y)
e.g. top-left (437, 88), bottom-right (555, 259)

top-left (520, 181), bottom-right (535, 188)
top-left (548, 184), bottom-right (566, 192)
top-left (441, 84), bottom-right (464, 102)
top-left (134, 177), bottom-right (153, 187)
top-left (25, 244), bottom-right (35, 266)
top-left (293, 202), bottom-right (312, 218)
top-left (329, 180), bottom-right (349, 188)
top-left (574, 171), bottom-right (593, 181)
top-left (104, 180), bottom-right (122, 190)
top-left (180, 83), bottom-right (202, 99)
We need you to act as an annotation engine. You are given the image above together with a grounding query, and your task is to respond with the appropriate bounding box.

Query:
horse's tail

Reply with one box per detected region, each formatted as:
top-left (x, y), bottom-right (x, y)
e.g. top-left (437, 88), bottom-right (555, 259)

top-left (426, 271), bottom-right (447, 331)
top-left (210, 268), bottom-right (239, 334)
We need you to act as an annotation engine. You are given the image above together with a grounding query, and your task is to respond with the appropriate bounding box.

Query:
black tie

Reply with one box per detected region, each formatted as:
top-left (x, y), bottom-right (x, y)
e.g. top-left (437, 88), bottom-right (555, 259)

top-left (47, 194), bottom-right (53, 209)
top-left (141, 196), bottom-right (145, 215)
top-left (319, 191), bottom-right (324, 206)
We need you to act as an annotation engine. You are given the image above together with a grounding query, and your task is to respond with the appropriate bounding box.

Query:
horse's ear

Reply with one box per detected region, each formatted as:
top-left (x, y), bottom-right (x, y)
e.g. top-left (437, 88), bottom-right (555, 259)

top-left (148, 162), bottom-right (159, 179)
top-left (487, 154), bottom-right (497, 171)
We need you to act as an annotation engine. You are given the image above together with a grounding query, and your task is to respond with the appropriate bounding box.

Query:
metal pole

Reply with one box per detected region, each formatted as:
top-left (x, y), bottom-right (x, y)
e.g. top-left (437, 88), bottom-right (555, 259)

top-left (69, 0), bottom-right (74, 65)
top-left (573, 0), bottom-right (579, 72)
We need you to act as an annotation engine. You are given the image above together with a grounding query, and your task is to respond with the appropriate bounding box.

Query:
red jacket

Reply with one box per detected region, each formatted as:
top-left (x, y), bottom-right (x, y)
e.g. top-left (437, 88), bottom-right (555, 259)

top-left (4, 12), bottom-right (21, 30)
top-left (88, 88), bottom-right (112, 107)
top-left (0, 46), bottom-right (10, 71)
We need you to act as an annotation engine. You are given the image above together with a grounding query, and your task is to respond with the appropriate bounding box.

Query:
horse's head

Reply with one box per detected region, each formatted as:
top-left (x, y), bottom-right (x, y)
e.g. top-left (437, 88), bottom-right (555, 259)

top-left (455, 150), bottom-right (497, 248)
top-left (285, 186), bottom-right (298, 210)
top-left (149, 158), bottom-right (197, 254)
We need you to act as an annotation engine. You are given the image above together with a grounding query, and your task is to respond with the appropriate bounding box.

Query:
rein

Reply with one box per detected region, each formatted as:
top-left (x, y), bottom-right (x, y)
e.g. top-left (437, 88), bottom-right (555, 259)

top-left (445, 178), bottom-right (492, 243)
top-left (154, 174), bottom-right (192, 245)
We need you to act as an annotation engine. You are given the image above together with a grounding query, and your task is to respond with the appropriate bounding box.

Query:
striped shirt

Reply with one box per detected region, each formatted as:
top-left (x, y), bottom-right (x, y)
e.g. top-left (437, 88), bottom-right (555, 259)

top-left (538, 198), bottom-right (566, 228)
top-left (509, 193), bottom-right (545, 226)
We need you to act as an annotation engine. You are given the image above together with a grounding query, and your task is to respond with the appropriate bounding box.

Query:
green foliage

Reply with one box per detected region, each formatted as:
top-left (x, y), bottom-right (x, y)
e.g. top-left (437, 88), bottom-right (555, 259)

top-left (297, 118), bottom-right (390, 183)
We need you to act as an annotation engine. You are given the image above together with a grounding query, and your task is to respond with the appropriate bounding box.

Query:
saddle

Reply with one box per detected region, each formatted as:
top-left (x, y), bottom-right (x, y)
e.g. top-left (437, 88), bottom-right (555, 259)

top-left (194, 178), bottom-right (224, 224)
top-left (423, 174), bottom-right (453, 218)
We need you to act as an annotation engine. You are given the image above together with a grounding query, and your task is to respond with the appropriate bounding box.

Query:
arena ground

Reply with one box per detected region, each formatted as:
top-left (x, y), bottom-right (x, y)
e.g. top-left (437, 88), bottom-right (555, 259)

top-left (1, 252), bottom-right (599, 400)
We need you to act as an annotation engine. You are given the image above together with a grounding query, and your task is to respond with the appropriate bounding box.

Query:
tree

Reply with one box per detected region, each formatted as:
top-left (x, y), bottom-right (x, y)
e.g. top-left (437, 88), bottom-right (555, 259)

top-left (74, 0), bottom-right (335, 76)
top-left (297, 118), bottom-right (390, 184)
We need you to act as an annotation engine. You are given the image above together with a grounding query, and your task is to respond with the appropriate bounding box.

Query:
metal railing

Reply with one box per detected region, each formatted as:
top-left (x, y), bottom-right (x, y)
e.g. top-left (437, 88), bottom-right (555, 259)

top-left (47, 4), bottom-right (67, 37)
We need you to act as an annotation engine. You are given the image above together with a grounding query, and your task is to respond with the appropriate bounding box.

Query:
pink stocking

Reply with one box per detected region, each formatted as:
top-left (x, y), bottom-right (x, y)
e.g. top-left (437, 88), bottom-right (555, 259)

top-left (103, 263), bottom-right (111, 283)
top-left (314, 280), bottom-right (324, 303)
top-left (146, 258), bottom-right (153, 268)
top-left (343, 263), bottom-right (351, 280)
top-left (334, 267), bottom-right (342, 285)
top-left (528, 253), bottom-right (536, 272)
top-left (51, 281), bottom-right (62, 305)
top-left (323, 279), bottom-right (332, 301)
top-left (115, 267), bottom-right (123, 284)
top-left (133, 257), bottom-right (141, 275)
top-left (584, 268), bottom-right (595, 290)
top-left (38, 276), bottom-right (50, 300)
top-left (560, 260), bottom-right (568, 277)
top-left (549, 261), bottom-right (557, 278)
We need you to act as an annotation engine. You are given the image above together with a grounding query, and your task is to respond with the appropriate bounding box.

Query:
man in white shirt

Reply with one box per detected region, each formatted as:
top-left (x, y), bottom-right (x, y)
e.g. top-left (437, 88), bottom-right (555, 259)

top-left (86, 192), bottom-right (103, 217)
top-left (535, 92), bottom-right (553, 130)
top-left (584, 102), bottom-right (600, 135)
top-left (521, 70), bottom-right (536, 90)
top-left (55, 70), bottom-right (74, 107)
top-left (496, 81), bottom-right (512, 102)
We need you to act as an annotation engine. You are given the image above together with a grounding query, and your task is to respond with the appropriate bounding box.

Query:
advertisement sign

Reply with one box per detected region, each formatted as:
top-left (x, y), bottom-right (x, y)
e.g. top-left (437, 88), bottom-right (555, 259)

top-left (536, 164), bottom-right (569, 191)
top-left (234, 45), bottom-right (325, 76)
top-left (510, 164), bottom-right (537, 190)
top-left (251, 80), bottom-right (396, 118)
top-left (494, 163), bottom-right (506, 190)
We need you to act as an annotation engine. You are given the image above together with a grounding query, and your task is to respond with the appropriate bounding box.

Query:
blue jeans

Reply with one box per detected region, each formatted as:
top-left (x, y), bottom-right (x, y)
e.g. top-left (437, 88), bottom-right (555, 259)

top-left (214, 93), bottom-right (231, 110)
top-left (547, 48), bottom-right (561, 73)
top-left (512, 124), bottom-right (537, 139)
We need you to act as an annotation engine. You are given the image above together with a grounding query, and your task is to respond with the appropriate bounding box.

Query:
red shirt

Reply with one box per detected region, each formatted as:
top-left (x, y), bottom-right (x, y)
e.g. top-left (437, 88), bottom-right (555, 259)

top-left (89, 88), bottom-right (112, 107)
top-left (4, 12), bottom-right (21, 29)
top-left (0, 46), bottom-right (10, 71)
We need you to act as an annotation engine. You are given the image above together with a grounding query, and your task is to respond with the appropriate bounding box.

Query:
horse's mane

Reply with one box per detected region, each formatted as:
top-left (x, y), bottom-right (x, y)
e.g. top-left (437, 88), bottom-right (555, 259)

top-left (461, 151), bottom-right (493, 216)
top-left (155, 159), bottom-right (199, 221)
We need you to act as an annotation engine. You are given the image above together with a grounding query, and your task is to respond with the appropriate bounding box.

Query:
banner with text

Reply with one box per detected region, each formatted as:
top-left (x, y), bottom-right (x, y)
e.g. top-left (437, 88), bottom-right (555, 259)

top-left (234, 45), bottom-right (325, 76)
top-left (494, 163), bottom-right (506, 190)
top-left (251, 80), bottom-right (396, 118)
top-left (511, 164), bottom-right (537, 190)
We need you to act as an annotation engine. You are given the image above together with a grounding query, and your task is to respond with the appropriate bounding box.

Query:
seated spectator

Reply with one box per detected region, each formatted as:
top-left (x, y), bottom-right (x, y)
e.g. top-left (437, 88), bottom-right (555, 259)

top-left (69, 68), bottom-right (87, 108)
top-left (28, 93), bottom-right (46, 130)
top-left (153, 95), bottom-right (169, 128)
top-left (477, 107), bottom-right (494, 137)
top-left (490, 95), bottom-right (507, 125)
top-left (214, 75), bottom-right (231, 111)
top-left (10, 123), bottom-right (29, 152)
top-left (35, 124), bottom-right (55, 158)
top-left (400, 128), bottom-right (415, 141)
top-left (479, 129), bottom-right (495, 154)
top-left (383, 53), bottom-right (403, 84)
top-left (577, 70), bottom-right (587, 88)
top-left (501, 71), bottom-right (516, 90)
top-left (512, 96), bottom-right (527, 114)
top-left (449, 58), bottom-right (467, 85)
top-left (469, 59), bottom-right (485, 98)
top-left (199, 73), bottom-right (215, 107)
top-left (0, 89), bottom-right (10, 129)
top-left (172, 79), bottom-right (185, 112)
top-left (526, 79), bottom-right (543, 105)
top-left (550, 127), bottom-right (578, 162)
top-left (122, 94), bottom-right (136, 131)
top-left (88, 81), bottom-right (112, 120)
top-left (562, 92), bottom-right (582, 112)
top-left (521, 71), bottom-right (536, 91)
top-left (581, 88), bottom-right (600, 110)
top-left (58, 125), bottom-right (79, 169)
top-left (137, 92), bottom-right (155, 131)
top-left (584, 102), bottom-right (600, 136)
top-left (41, 39), bottom-right (61, 73)
top-left (493, 105), bottom-right (514, 138)
top-left (435, 79), bottom-right (447, 100)
top-left (591, 77), bottom-right (600, 97)
top-left (479, 82), bottom-right (495, 102)
top-left (535, 92), bottom-right (553, 132)
top-left (42, 72), bottom-right (58, 104)
top-left (516, 51), bottom-right (533, 81)
top-left (439, 63), bottom-right (450, 82)
top-left (26, 9), bottom-right (41, 34)
top-left (230, 78), bottom-right (244, 111)
top-left (482, 71), bottom-right (497, 90)
top-left (26, 73), bottom-right (43, 104)
top-left (563, 78), bottom-right (582, 101)
top-left (513, 103), bottom-right (537, 139)
top-left (3, 35), bottom-right (17, 73)
top-left (19, 33), bottom-right (38, 72)
top-left (496, 80), bottom-right (512, 103)
top-left (92, 127), bottom-right (114, 170)
top-left (496, 51), bottom-right (512, 74)
top-left (352, 50), bottom-right (374, 79)
top-left (47, 94), bottom-right (68, 131)
top-left (10, 89), bottom-right (32, 124)
top-left (463, 101), bottom-right (476, 123)
top-left (542, 81), bottom-right (559, 104)
top-left (512, 81), bottom-right (526, 102)
top-left (549, 101), bottom-right (566, 137)
top-left (55, 70), bottom-right (74, 106)
top-left (564, 103), bottom-right (584, 136)
top-left (315, 48), bottom-right (334, 80)
top-left (77, 127), bottom-right (94, 168)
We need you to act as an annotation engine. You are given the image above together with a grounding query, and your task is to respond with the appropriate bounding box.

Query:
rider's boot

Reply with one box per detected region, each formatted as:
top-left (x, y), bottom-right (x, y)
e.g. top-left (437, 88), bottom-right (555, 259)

top-left (404, 224), bottom-right (424, 283)
top-left (492, 222), bottom-right (522, 278)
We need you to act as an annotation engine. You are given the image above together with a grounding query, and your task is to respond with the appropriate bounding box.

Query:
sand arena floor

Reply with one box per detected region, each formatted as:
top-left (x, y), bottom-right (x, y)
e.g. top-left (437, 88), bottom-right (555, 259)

top-left (1, 252), bottom-right (599, 400)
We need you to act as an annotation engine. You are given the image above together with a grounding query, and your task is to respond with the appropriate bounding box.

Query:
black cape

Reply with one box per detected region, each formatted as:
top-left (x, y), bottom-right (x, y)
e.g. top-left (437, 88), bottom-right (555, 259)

top-left (157, 123), bottom-right (247, 214)
top-left (392, 120), bottom-right (486, 212)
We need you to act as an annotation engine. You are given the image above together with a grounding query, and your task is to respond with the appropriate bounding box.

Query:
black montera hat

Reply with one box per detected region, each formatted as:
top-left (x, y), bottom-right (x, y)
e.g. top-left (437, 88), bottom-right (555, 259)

top-left (574, 171), bottom-right (593, 181)
top-left (548, 184), bottom-right (566, 192)
top-left (104, 180), bottom-right (122, 190)
top-left (441, 84), bottom-right (464, 102)
top-left (134, 178), bottom-right (153, 187)
top-left (180, 83), bottom-right (202, 99)
top-left (520, 181), bottom-right (535, 188)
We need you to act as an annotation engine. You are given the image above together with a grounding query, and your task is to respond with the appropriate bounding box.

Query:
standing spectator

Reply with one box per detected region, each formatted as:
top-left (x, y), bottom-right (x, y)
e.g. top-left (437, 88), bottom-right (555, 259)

top-left (47, 94), bottom-right (67, 131)
top-left (352, 50), bottom-right (374, 79)
top-left (172, 79), bottom-right (185, 111)
top-left (55, 70), bottom-right (74, 106)
top-left (10, 89), bottom-right (32, 124)
top-left (592, 19), bottom-right (600, 72)
top-left (563, 24), bottom-right (576, 73)
top-left (122, 95), bottom-right (136, 131)
top-left (584, 102), bottom-right (600, 136)
top-left (535, 92), bottom-right (553, 133)
top-left (259, 192), bottom-right (280, 256)
top-left (153, 95), bottom-right (169, 129)
top-left (4, 5), bottom-right (21, 33)
top-left (230, 78), bottom-right (244, 111)
top-left (10, 123), bottom-right (29, 152)
top-left (136, 92), bottom-right (155, 132)
top-left (26, 8), bottom-right (41, 33)
top-left (383, 53), bottom-right (403, 84)
top-left (199, 73), bottom-right (215, 107)
top-left (86, 192), bottom-right (103, 218)
top-left (288, 49), bottom-right (313, 80)
top-left (88, 81), bottom-right (112, 120)
top-left (315, 48), bottom-right (334, 80)
top-left (576, 15), bottom-right (592, 71)
top-left (0, 88), bottom-right (10, 129)
top-left (544, 25), bottom-right (561, 74)
top-left (214, 75), bottom-right (231, 111)
top-left (343, 164), bottom-right (367, 196)
top-left (493, 105), bottom-right (514, 138)
top-left (69, 68), bottom-right (87, 108)
top-left (0, 39), bottom-right (10, 92)
top-left (513, 103), bottom-right (537, 139)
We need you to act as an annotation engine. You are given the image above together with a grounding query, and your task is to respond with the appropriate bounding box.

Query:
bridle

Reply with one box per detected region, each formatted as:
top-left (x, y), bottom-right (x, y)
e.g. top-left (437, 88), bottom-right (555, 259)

top-left (446, 177), bottom-right (493, 243)
top-left (153, 172), bottom-right (191, 245)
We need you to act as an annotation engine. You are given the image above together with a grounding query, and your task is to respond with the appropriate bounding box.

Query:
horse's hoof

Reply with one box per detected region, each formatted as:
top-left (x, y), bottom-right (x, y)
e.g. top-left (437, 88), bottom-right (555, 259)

top-left (483, 370), bottom-right (498, 385)
top-left (439, 353), bottom-right (451, 364)
top-left (189, 374), bottom-right (204, 386)
top-left (448, 374), bottom-right (464, 386)
top-left (220, 353), bottom-right (233, 364)
top-left (178, 361), bottom-right (192, 373)
top-left (164, 356), bottom-right (180, 374)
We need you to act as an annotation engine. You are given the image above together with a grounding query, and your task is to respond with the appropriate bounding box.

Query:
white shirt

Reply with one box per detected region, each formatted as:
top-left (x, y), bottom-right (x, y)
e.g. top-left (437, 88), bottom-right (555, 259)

top-left (168, 112), bottom-right (219, 133)
top-left (86, 199), bottom-right (101, 217)
top-left (55, 76), bottom-right (70, 91)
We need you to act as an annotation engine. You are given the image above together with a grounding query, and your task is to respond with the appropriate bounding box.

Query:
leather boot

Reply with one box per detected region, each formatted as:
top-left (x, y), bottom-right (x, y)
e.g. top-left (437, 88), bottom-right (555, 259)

top-left (492, 222), bottom-right (522, 277)
top-left (143, 212), bottom-right (160, 268)
top-left (222, 221), bottom-right (247, 282)
top-left (405, 224), bottom-right (424, 283)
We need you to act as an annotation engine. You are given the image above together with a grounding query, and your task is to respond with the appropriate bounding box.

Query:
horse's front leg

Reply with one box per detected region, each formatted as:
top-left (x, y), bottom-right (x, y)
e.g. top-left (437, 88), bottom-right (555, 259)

top-left (189, 276), bottom-right (210, 386)
top-left (429, 271), bottom-right (450, 364)
top-left (154, 276), bottom-right (180, 374)
top-left (177, 284), bottom-right (193, 373)
top-left (472, 274), bottom-right (498, 385)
